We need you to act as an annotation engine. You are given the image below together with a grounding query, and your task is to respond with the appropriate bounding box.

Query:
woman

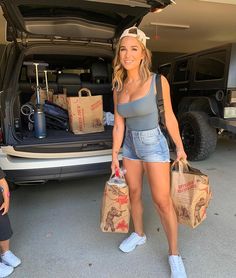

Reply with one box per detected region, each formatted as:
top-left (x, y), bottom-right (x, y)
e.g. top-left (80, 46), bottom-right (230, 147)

top-left (111, 26), bottom-right (187, 278)
top-left (0, 168), bottom-right (21, 277)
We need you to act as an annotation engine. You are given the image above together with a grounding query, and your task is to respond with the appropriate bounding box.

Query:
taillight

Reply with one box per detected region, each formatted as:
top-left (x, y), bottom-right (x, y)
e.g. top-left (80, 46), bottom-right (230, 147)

top-left (229, 90), bottom-right (236, 104)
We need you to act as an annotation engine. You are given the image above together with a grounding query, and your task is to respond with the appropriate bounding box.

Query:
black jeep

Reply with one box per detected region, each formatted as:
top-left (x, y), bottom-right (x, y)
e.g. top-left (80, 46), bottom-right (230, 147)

top-left (159, 43), bottom-right (236, 161)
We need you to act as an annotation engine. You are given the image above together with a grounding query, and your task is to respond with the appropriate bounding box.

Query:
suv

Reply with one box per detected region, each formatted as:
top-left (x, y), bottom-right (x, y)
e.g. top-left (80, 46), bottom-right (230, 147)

top-left (159, 43), bottom-right (236, 161)
top-left (0, 0), bottom-right (172, 186)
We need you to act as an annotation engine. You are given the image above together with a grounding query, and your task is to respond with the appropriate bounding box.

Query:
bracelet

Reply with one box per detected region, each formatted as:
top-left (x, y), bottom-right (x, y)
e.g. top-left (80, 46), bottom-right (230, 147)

top-left (0, 186), bottom-right (10, 197)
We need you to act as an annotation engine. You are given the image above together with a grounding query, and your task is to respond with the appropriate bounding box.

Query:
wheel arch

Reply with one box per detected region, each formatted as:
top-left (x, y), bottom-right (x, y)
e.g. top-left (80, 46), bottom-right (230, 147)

top-left (178, 97), bottom-right (219, 117)
top-left (179, 111), bottom-right (217, 161)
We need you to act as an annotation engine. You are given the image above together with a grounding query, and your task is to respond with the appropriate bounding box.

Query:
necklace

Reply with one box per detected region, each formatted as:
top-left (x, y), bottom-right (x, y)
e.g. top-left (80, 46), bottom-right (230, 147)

top-left (124, 79), bottom-right (141, 94)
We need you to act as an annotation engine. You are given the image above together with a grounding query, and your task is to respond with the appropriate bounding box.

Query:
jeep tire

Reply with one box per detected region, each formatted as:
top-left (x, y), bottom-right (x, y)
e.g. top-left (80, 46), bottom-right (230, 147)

top-left (179, 111), bottom-right (217, 161)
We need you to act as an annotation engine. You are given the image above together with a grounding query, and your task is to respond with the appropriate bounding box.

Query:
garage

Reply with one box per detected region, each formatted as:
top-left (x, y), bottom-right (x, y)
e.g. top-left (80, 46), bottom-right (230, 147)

top-left (0, 1), bottom-right (236, 278)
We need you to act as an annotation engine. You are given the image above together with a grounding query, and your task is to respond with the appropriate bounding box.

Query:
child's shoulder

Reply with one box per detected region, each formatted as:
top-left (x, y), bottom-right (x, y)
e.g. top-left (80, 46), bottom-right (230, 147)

top-left (0, 168), bottom-right (5, 179)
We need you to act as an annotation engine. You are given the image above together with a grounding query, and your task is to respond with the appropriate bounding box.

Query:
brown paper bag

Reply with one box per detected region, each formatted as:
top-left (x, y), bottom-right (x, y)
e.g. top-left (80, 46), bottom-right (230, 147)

top-left (171, 160), bottom-right (212, 228)
top-left (100, 174), bottom-right (130, 233)
top-left (30, 88), bottom-right (54, 104)
top-left (67, 88), bottom-right (104, 134)
top-left (53, 88), bottom-right (68, 110)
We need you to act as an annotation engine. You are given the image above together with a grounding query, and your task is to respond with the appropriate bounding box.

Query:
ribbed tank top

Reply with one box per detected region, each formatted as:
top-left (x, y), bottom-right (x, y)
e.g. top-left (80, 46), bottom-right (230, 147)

top-left (117, 73), bottom-right (158, 131)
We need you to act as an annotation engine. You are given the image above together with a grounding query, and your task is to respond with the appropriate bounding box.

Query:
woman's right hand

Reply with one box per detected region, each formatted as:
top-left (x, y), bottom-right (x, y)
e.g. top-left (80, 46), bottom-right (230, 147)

top-left (111, 157), bottom-right (120, 175)
top-left (0, 199), bottom-right (10, 215)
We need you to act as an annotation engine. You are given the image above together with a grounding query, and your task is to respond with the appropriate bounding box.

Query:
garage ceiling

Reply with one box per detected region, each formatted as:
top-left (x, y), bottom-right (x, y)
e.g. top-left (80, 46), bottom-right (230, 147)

top-left (1, 0), bottom-right (236, 54)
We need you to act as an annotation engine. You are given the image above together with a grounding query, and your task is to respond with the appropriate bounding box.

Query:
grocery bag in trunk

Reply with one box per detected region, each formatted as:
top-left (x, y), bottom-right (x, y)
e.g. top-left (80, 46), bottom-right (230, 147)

top-left (30, 88), bottom-right (54, 104)
top-left (52, 88), bottom-right (68, 110)
top-left (67, 88), bottom-right (104, 134)
top-left (100, 173), bottom-right (130, 233)
top-left (171, 160), bottom-right (212, 228)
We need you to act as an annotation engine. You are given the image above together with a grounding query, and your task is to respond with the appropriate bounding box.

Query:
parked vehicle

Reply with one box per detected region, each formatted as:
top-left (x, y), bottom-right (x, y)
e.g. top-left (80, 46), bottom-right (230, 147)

top-left (159, 43), bottom-right (236, 161)
top-left (0, 0), bottom-right (172, 186)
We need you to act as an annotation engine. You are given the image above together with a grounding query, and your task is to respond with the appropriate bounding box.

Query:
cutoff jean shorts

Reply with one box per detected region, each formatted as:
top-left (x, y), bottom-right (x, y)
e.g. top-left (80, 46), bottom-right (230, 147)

top-left (122, 126), bottom-right (170, 163)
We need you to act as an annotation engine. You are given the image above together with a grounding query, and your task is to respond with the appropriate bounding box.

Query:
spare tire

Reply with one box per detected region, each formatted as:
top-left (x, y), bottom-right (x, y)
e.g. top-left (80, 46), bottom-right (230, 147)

top-left (179, 111), bottom-right (217, 161)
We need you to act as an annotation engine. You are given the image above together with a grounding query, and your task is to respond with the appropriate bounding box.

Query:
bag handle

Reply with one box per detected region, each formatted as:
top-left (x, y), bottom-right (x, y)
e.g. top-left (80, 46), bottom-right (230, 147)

top-left (155, 74), bottom-right (174, 150)
top-left (63, 88), bottom-right (67, 95)
top-left (78, 87), bottom-right (92, 97)
top-left (171, 159), bottom-right (190, 172)
top-left (172, 159), bottom-right (204, 176)
top-left (109, 167), bottom-right (125, 180)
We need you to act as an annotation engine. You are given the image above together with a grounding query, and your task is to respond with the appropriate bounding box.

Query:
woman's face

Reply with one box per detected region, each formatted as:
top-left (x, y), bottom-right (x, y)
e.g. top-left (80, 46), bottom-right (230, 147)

top-left (119, 36), bottom-right (144, 71)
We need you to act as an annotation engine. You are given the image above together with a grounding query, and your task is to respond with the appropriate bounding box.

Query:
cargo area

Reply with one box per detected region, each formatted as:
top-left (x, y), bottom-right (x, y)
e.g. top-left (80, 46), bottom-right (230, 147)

top-left (11, 48), bottom-right (114, 153)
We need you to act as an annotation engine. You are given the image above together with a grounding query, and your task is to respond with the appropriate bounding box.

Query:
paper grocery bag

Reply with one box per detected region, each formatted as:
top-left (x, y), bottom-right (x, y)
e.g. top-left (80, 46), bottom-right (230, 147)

top-left (67, 88), bottom-right (104, 134)
top-left (30, 88), bottom-right (54, 104)
top-left (171, 160), bottom-right (212, 228)
top-left (53, 88), bottom-right (68, 110)
top-left (100, 174), bottom-right (130, 233)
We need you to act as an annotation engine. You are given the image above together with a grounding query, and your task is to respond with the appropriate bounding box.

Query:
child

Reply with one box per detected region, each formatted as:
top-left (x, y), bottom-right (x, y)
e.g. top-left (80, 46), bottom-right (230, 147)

top-left (0, 168), bottom-right (21, 277)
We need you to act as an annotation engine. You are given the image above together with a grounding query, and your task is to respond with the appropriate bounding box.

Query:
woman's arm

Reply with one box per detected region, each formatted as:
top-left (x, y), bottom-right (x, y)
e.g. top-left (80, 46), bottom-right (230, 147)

top-left (0, 177), bottom-right (10, 215)
top-left (111, 89), bottom-right (125, 173)
top-left (161, 75), bottom-right (187, 161)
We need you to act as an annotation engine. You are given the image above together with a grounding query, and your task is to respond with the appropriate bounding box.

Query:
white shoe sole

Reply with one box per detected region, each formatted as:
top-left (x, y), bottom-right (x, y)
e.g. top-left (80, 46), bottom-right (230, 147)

top-left (0, 268), bottom-right (14, 278)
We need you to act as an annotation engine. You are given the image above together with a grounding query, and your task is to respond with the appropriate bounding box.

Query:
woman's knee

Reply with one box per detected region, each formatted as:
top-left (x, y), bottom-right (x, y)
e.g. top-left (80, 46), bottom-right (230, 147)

top-left (153, 197), bottom-right (172, 215)
top-left (129, 186), bottom-right (142, 202)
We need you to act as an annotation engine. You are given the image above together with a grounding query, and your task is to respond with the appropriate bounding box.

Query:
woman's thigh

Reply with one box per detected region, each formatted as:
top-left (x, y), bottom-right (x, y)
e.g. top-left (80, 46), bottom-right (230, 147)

top-left (144, 162), bottom-right (171, 203)
top-left (123, 158), bottom-right (144, 195)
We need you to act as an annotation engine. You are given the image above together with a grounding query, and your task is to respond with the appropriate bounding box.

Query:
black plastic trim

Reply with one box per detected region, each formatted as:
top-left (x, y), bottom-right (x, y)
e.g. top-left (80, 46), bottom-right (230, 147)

top-left (209, 117), bottom-right (236, 133)
top-left (4, 162), bottom-right (111, 184)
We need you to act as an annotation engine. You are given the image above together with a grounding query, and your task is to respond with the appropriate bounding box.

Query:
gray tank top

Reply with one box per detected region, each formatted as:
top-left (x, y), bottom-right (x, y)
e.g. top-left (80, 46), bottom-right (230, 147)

top-left (117, 73), bottom-right (158, 131)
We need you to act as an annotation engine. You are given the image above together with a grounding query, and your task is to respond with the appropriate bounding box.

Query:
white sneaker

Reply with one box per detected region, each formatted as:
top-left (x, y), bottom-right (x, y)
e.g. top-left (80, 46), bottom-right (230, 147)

top-left (0, 262), bottom-right (14, 278)
top-left (1, 251), bottom-right (21, 268)
top-left (119, 232), bottom-right (147, 253)
top-left (168, 255), bottom-right (187, 278)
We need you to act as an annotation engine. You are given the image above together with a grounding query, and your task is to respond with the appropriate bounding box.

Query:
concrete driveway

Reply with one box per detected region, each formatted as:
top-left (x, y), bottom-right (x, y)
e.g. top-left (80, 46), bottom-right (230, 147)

top-left (7, 136), bottom-right (236, 278)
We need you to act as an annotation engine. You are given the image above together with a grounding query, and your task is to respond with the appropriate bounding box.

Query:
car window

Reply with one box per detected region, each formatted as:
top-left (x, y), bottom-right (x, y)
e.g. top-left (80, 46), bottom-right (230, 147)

top-left (173, 59), bottom-right (189, 83)
top-left (195, 50), bottom-right (226, 81)
top-left (159, 64), bottom-right (171, 81)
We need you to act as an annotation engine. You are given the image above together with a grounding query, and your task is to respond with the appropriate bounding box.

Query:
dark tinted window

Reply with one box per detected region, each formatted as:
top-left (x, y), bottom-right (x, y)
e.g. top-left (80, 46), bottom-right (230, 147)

top-left (159, 64), bottom-right (171, 81)
top-left (173, 60), bottom-right (189, 82)
top-left (195, 51), bottom-right (226, 81)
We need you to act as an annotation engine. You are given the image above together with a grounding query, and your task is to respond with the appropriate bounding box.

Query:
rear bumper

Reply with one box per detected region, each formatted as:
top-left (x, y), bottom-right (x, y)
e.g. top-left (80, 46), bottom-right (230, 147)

top-left (4, 162), bottom-right (111, 184)
top-left (209, 117), bottom-right (236, 133)
top-left (0, 149), bottom-right (115, 184)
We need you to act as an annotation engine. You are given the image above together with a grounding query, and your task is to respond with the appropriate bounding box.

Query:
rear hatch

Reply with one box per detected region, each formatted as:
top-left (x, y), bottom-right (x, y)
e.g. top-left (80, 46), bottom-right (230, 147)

top-left (0, 0), bottom-right (172, 158)
top-left (1, 0), bottom-right (171, 44)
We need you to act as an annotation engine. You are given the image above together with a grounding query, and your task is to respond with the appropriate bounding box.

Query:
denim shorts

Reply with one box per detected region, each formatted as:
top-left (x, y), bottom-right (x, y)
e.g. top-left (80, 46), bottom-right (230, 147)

top-left (122, 126), bottom-right (170, 163)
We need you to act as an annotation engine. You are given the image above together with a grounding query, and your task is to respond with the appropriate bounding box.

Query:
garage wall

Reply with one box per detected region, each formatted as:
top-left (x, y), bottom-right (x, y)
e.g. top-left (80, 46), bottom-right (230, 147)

top-left (152, 51), bottom-right (184, 72)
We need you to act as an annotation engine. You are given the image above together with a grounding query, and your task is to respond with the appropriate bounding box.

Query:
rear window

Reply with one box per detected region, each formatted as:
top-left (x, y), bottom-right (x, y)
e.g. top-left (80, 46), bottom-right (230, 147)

top-left (159, 64), bottom-right (171, 81)
top-left (173, 59), bottom-right (189, 82)
top-left (195, 50), bottom-right (226, 81)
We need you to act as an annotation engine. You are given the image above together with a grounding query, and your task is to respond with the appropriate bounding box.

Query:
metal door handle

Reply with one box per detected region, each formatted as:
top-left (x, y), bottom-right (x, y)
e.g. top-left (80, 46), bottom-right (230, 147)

top-left (179, 88), bottom-right (188, 92)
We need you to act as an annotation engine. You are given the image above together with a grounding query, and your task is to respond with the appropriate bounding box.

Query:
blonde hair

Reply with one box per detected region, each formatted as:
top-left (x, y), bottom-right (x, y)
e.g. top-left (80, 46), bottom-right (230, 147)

top-left (112, 38), bottom-right (152, 92)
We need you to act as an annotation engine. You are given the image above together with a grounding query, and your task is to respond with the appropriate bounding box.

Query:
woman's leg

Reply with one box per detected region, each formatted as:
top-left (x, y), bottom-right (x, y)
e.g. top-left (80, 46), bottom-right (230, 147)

top-left (144, 161), bottom-right (179, 255)
top-left (123, 158), bottom-right (144, 236)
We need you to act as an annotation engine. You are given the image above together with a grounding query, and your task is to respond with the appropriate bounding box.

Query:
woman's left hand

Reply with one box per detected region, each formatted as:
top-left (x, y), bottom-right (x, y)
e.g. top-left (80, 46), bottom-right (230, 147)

top-left (176, 148), bottom-right (187, 161)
